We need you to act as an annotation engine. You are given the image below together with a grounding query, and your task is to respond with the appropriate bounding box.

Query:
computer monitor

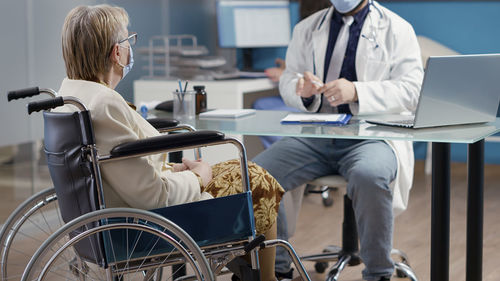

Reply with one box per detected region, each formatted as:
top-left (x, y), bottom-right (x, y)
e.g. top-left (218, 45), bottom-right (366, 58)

top-left (216, 0), bottom-right (291, 48)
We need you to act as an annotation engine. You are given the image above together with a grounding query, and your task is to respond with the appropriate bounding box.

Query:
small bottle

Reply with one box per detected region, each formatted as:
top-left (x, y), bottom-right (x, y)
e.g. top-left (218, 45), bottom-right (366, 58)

top-left (194, 85), bottom-right (207, 114)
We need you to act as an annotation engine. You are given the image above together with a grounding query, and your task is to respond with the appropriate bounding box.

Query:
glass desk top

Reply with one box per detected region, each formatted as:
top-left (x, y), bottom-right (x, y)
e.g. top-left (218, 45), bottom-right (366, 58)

top-left (155, 110), bottom-right (500, 144)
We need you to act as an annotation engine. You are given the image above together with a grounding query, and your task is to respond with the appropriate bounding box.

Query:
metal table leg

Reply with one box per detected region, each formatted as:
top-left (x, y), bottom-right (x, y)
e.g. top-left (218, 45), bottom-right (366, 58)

top-left (467, 140), bottom-right (484, 281)
top-left (431, 142), bottom-right (450, 281)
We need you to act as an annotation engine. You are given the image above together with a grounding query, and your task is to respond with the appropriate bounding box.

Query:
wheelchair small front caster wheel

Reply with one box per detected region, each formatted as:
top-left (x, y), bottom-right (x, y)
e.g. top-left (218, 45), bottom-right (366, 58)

top-left (314, 262), bottom-right (328, 273)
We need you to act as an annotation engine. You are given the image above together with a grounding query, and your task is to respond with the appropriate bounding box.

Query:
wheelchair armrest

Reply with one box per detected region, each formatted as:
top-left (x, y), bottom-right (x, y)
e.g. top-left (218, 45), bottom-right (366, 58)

top-left (146, 117), bottom-right (179, 130)
top-left (110, 130), bottom-right (224, 158)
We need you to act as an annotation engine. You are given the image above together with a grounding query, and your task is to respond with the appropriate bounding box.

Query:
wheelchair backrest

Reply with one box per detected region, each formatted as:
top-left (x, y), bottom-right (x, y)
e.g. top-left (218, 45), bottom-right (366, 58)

top-left (43, 110), bottom-right (106, 265)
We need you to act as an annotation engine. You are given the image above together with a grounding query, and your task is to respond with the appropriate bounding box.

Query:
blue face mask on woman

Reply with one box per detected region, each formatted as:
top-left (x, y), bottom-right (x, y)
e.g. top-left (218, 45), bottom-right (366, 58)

top-left (330, 0), bottom-right (363, 13)
top-left (121, 46), bottom-right (134, 79)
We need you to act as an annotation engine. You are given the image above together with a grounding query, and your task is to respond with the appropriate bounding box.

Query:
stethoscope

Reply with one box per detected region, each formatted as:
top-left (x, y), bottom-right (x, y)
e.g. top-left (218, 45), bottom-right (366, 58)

top-left (361, 0), bottom-right (383, 49)
top-left (313, 0), bottom-right (384, 75)
top-left (317, 0), bottom-right (383, 47)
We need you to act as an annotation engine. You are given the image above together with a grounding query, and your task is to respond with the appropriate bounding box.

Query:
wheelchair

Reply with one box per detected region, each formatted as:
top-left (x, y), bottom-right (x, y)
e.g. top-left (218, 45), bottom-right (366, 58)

top-left (1, 88), bottom-right (182, 281)
top-left (4, 87), bottom-right (310, 281)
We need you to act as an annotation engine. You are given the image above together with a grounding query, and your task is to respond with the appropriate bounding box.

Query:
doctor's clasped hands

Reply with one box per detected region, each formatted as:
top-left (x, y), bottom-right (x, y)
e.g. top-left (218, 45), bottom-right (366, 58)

top-left (296, 71), bottom-right (358, 107)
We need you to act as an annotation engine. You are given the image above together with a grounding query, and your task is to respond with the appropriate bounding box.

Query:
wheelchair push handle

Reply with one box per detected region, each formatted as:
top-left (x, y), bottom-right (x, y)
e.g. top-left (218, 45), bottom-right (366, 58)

top-left (27, 97), bottom-right (64, 114)
top-left (7, 87), bottom-right (57, 101)
top-left (8, 87), bottom-right (40, 101)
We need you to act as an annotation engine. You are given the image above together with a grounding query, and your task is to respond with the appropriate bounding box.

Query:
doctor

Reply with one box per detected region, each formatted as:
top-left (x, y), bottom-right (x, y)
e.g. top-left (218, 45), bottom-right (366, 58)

top-left (253, 0), bottom-right (423, 280)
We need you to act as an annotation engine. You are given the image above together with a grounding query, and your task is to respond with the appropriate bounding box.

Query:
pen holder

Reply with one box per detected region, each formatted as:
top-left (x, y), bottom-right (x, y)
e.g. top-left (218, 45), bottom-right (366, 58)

top-left (173, 90), bottom-right (196, 122)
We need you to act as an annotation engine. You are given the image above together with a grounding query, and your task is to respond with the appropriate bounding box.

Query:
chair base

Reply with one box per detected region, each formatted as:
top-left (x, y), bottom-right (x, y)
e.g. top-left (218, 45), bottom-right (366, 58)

top-left (301, 247), bottom-right (418, 281)
top-left (299, 195), bottom-right (418, 281)
top-left (304, 184), bottom-right (337, 207)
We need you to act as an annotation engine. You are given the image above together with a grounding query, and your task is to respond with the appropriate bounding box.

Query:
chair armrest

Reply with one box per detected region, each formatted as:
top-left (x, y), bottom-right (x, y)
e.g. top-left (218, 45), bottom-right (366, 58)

top-left (110, 130), bottom-right (224, 158)
top-left (146, 117), bottom-right (179, 130)
top-left (106, 131), bottom-right (250, 192)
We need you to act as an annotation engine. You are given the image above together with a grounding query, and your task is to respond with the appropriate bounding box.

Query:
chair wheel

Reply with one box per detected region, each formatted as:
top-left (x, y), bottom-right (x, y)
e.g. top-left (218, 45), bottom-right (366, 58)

top-left (327, 268), bottom-right (340, 281)
top-left (314, 262), bottom-right (328, 273)
top-left (396, 268), bottom-right (408, 278)
top-left (304, 184), bottom-right (314, 196)
top-left (392, 249), bottom-right (414, 279)
top-left (394, 261), bottom-right (410, 278)
top-left (322, 193), bottom-right (334, 207)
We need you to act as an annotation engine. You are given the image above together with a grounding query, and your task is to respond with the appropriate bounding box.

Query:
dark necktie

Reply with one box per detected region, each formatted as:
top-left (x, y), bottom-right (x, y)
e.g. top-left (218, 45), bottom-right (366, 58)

top-left (322, 15), bottom-right (354, 114)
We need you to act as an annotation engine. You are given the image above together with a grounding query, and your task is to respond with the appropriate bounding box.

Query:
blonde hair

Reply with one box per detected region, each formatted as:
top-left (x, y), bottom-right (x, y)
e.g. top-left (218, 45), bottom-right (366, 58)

top-left (62, 5), bottom-right (129, 82)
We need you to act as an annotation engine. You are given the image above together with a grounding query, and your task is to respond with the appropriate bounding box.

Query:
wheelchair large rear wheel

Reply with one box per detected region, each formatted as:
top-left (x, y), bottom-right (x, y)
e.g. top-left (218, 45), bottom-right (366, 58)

top-left (21, 208), bottom-right (214, 281)
top-left (0, 188), bottom-right (62, 281)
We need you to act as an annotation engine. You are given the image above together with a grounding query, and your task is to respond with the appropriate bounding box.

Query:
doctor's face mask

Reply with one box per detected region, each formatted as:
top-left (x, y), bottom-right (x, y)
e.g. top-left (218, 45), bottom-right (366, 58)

top-left (330, 0), bottom-right (363, 14)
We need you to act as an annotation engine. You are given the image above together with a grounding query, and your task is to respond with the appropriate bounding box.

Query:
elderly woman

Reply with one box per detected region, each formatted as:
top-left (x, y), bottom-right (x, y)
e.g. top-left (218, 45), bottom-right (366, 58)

top-left (57, 5), bottom-right (284, 281)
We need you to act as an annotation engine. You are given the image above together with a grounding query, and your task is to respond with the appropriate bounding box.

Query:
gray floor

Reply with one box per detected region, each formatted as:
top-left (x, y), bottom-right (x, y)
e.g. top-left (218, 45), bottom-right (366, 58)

top-left (0, 143), bottom-right (52, 222)
top-left (289, 161), bottom-right (500, 281)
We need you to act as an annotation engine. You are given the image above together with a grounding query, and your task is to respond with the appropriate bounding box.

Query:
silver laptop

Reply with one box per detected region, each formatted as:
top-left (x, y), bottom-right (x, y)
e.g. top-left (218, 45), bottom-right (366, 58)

top-left (366, 54), bottom-right (500, 128)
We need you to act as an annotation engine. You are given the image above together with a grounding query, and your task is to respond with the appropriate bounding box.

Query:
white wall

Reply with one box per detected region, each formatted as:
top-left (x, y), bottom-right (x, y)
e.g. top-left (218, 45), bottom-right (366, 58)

top-left (0, 0), bottom-right (98, 146)
top-left (0, 0), bottom-right (31, 146)
top-left (0, 0), bottom-right (167, 147)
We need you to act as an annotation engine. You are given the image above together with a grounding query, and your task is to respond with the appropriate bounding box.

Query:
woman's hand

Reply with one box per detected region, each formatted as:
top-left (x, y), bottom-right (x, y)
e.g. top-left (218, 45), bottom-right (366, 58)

top-left (182, 158), bottom-right (213, 187)
top-left (172, 163), bottom-right (187, 172)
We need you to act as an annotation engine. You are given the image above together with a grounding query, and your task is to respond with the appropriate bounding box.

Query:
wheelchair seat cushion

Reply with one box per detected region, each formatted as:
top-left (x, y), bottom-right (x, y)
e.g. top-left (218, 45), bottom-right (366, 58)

top-left (204, 160), bottom-right (285, 234)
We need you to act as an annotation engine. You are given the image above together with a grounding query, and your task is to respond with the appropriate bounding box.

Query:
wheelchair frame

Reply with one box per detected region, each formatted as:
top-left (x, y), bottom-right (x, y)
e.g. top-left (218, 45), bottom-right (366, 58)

top-left (1, 88), bottom-right (62, 281)
top-left (1, 88), bottom-right (198, 281)
top-left (6, 89), bottom-right (310, 281)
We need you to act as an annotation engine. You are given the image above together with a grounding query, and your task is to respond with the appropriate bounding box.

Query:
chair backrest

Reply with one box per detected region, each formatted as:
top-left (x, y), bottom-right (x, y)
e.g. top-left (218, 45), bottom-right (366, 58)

top-left (43, 110), bottom-right (106, 265)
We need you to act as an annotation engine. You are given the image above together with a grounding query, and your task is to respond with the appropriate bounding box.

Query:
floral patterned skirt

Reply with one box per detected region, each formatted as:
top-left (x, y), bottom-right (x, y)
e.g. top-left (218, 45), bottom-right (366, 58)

top-left (203, 159), bottom-right (284, 234)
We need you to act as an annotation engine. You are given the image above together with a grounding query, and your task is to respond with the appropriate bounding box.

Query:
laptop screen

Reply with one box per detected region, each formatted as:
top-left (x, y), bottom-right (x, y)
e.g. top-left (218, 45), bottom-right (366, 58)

top-left (413, 54), bottom-right (500, 128)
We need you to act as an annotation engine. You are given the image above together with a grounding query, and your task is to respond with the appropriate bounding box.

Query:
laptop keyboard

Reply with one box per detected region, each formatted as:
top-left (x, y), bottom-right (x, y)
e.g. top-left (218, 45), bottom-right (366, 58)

top-left (365, 118), bottom-right (415, 128)
top-left (389, 119), bottom-right (414, 125)
top-left (386, 119), bottom-right (415, 128)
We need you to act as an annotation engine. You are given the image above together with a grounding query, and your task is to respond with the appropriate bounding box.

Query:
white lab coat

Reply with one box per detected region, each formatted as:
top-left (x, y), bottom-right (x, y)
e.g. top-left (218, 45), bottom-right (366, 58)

top-left (279, 1), bottom-right (424, 215)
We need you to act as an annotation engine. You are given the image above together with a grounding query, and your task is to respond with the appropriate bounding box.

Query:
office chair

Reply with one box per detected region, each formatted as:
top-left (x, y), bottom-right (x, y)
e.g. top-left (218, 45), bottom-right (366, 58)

top-left (300, 175), bottom-right (418, 281)
top-left (304, 183), bottom-right (337, 207)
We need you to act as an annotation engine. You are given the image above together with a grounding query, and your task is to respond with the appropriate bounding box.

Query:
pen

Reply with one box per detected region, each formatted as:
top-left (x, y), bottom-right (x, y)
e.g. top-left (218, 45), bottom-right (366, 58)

top-left (177, 80), bottom-right (183, 93)
top-left (175, 89), bottom-right (183, 109)
top-left (295, 72), bottom-right (323, 87)
top-left (182, 81), bottom-right (189, 105)
top-left (177, 80), bottom-right (185, 113)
